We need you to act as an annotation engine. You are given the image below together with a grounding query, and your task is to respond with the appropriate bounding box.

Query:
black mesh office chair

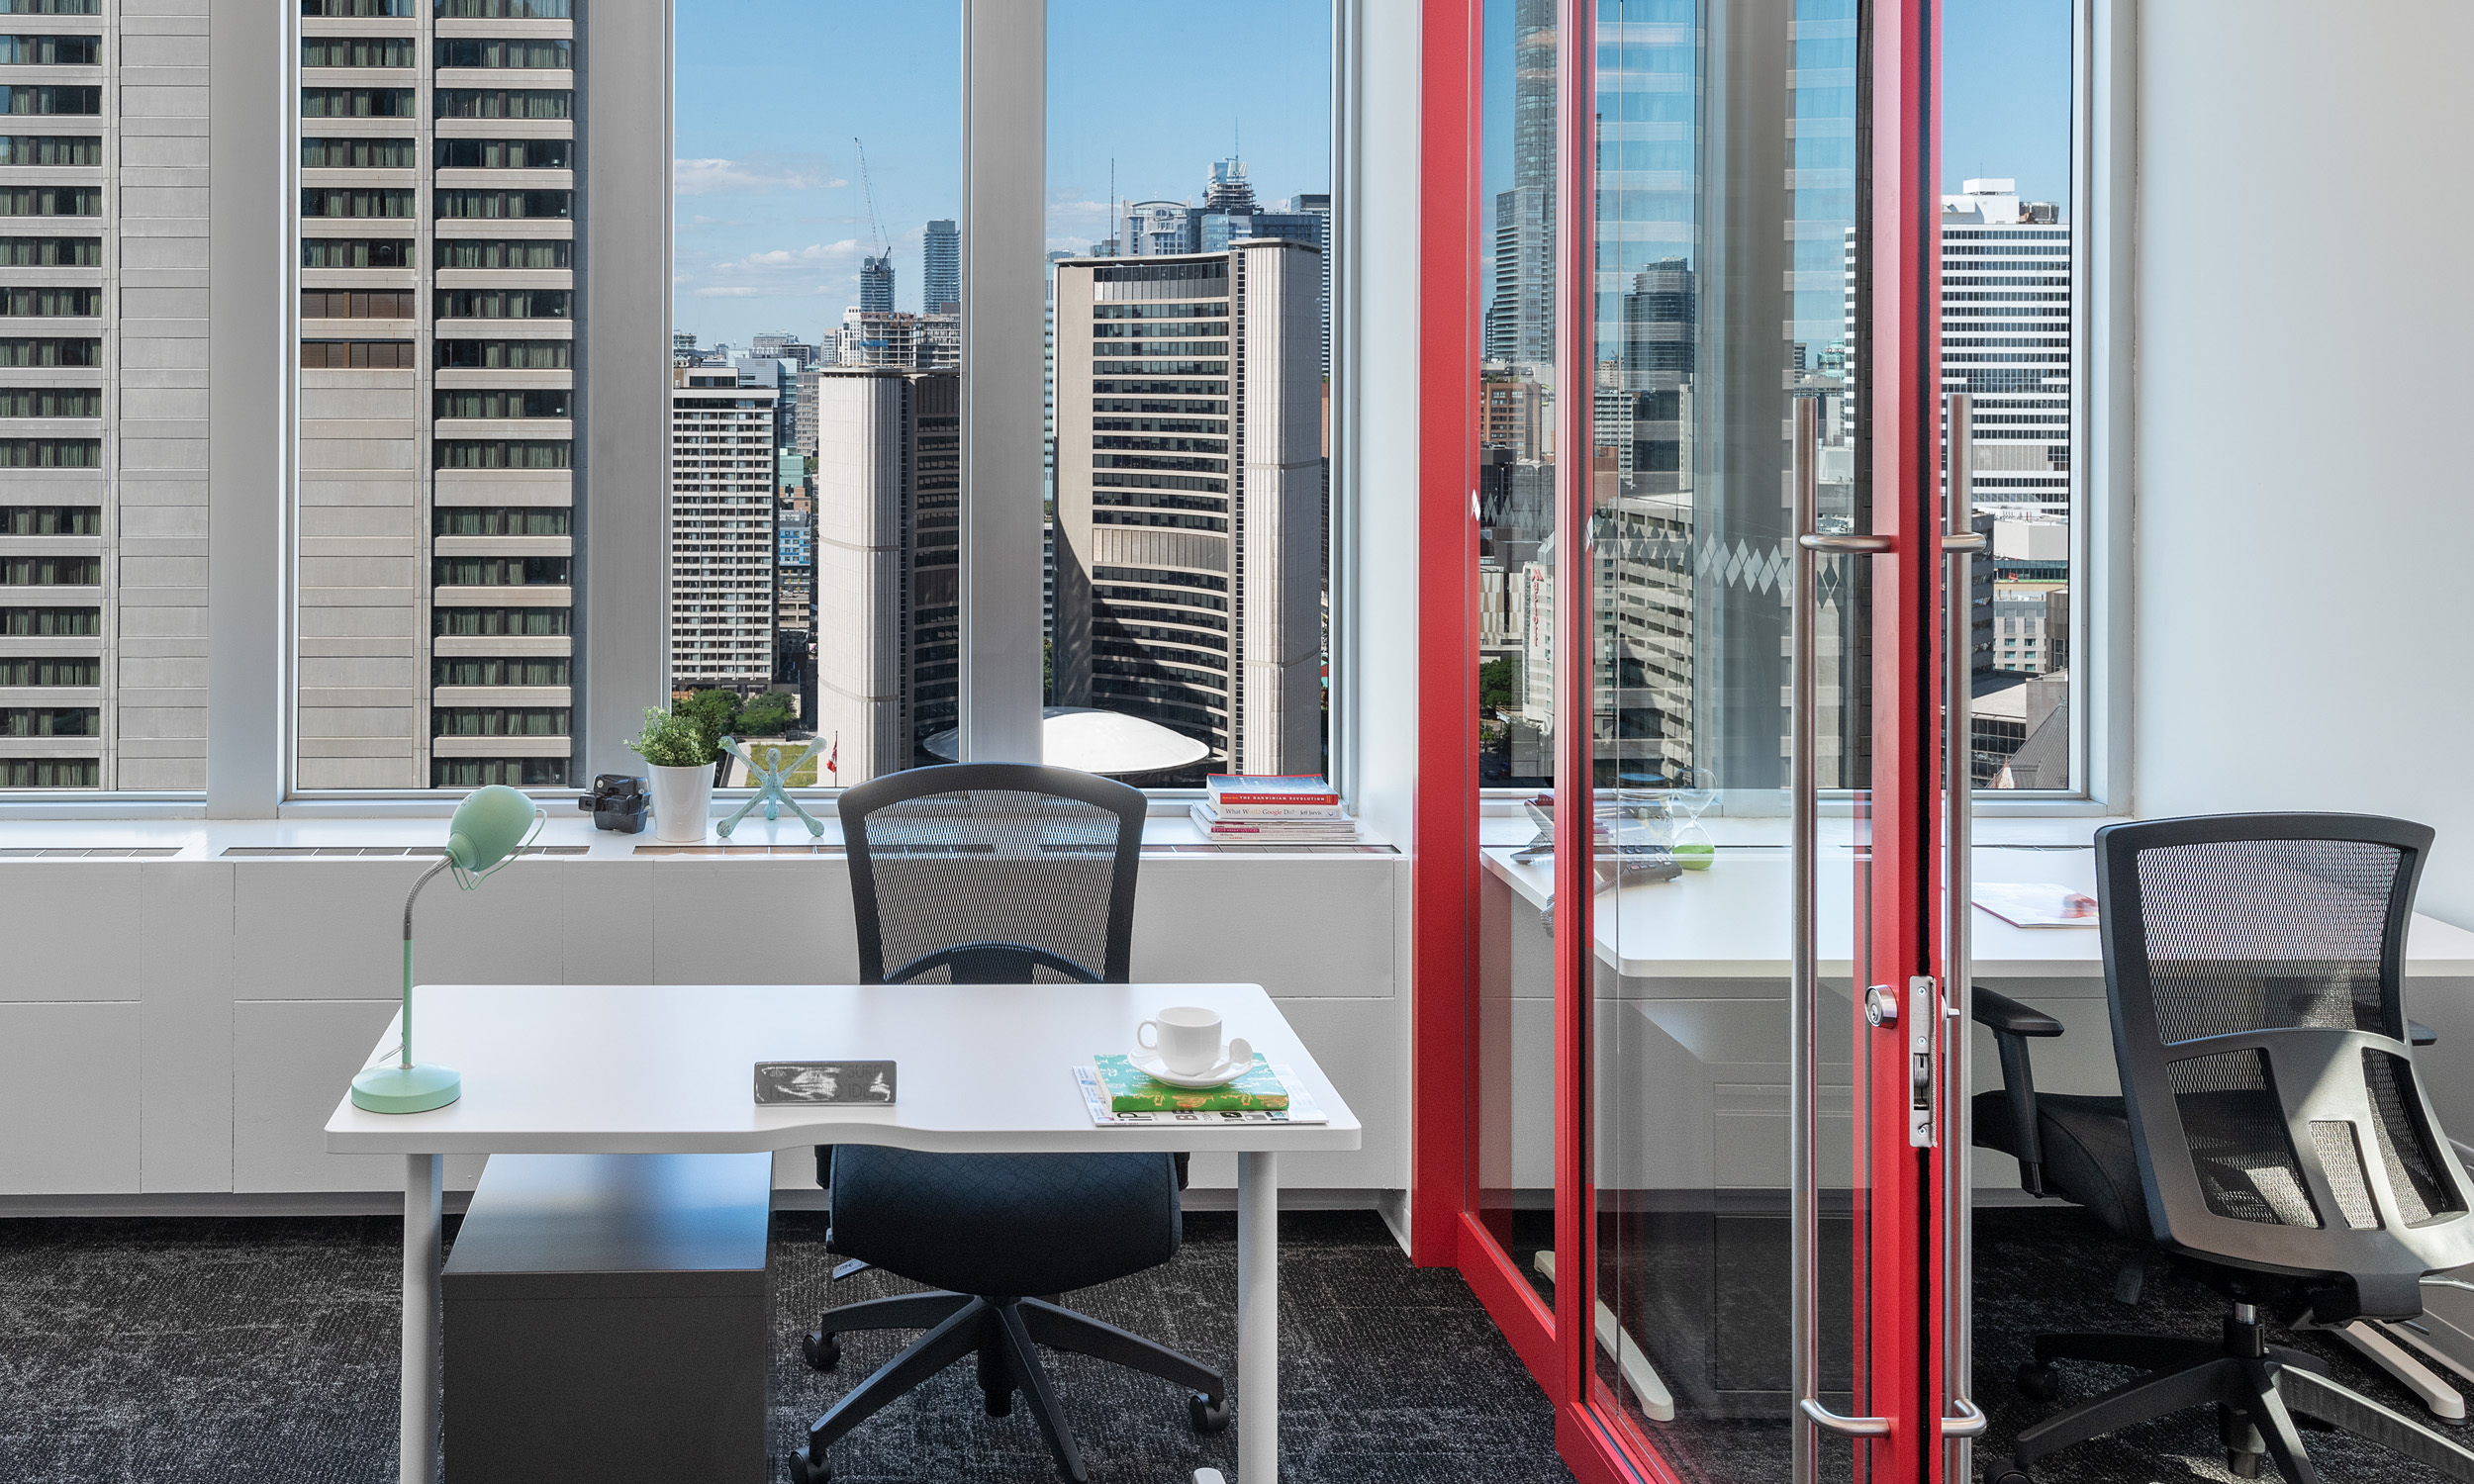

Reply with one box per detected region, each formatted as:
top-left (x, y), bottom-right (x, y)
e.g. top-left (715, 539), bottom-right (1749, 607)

top-left (787, 763), bottom-right (1225, 1484)
top-left (1976, 813), bottom-right (2474, 1482)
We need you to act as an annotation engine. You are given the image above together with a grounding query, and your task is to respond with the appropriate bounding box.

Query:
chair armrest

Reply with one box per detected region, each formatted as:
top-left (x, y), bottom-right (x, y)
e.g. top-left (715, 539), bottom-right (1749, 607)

top-left (1974, 986), bottom-right (2062, 1038)
top-left (1973, 986), bottom-right (2060, 1198)
top-left (2412, 1020), bottom-right (2437, 1047)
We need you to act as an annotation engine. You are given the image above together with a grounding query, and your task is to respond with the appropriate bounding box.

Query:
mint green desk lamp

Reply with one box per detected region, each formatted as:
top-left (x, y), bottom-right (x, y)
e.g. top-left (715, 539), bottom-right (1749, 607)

top-left (349, 784), bottom-right (544, 1114)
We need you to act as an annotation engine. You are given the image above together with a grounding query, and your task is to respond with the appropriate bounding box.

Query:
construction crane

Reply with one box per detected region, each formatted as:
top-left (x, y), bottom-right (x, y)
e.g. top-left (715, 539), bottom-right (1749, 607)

top-left (853, 137), bottom-right (889, 260)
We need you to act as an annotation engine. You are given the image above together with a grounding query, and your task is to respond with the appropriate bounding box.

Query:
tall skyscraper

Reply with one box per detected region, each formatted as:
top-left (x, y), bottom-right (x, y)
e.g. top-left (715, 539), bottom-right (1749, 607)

top-left (858, 253), bottom-right (895, 315)
top-left (669, 366), bottom-right (778, 694)
top-left (0, 17), bottom-right (200, 789)
top-left (1484, 0), bottom-right (1557, 370)
top-left (1939, 178), bottom-right (2070, 512)
top-left (808, 368), bottom-right (959, 783)
top-left (1051, 240), bottom-right (1323, 776)
top-left (921, 220), bottom-right (959, 315)
top-left (1294, 192), bottom-right (1333, 379)
top-left (292, 7), bottom-right (587, 789)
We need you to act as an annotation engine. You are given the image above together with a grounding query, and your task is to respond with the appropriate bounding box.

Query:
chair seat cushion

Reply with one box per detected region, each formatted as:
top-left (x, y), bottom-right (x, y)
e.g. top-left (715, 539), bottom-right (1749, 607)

top-left (1974, 1090), bottom-right (2151, 1239)
top-left (827, 1147), bottom-right (1181, 1298)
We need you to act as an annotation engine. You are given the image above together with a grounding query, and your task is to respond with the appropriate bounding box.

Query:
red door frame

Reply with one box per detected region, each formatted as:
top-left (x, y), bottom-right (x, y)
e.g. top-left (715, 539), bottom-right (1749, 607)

top-left (1408, 2), bottom-right (1950, 1481)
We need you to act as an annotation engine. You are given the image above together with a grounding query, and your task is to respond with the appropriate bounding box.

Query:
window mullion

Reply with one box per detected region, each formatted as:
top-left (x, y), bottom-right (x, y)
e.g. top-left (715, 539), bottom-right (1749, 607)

top-left (957, 0), bottom-right (1047, 764)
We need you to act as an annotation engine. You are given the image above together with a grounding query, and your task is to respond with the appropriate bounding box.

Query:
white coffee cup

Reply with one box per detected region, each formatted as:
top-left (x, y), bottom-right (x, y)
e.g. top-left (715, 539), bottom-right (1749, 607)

top-left (1137, 1005), bottom-right (1237, 1076)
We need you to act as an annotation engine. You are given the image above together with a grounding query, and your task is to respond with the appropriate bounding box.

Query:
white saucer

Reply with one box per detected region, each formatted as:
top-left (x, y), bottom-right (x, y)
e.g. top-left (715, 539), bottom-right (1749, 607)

top-left (1130, 1051), bottom-right (1252, 1088)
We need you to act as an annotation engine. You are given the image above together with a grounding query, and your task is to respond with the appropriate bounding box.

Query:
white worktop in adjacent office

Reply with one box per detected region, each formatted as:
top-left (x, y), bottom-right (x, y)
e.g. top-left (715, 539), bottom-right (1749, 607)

top-left (1479, 838), bottom-right (2474, 979)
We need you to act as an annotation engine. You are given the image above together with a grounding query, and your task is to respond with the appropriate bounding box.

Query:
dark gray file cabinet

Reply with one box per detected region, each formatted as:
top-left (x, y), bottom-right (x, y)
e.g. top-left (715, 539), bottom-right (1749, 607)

top-left (444, 1152), bottom-right (774, 1482)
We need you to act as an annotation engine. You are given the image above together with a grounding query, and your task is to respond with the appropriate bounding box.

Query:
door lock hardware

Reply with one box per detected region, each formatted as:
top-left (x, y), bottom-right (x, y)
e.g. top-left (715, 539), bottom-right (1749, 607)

top-left (1909, 975), bottom-right (1939, 1148)
top-left (1864, 984), bottom-right (1899, 1027)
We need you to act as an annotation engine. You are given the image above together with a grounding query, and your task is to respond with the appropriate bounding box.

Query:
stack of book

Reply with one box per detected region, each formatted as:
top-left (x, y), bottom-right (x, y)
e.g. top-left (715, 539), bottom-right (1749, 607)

top-left (1189, 774), bottom-right (1359, 843)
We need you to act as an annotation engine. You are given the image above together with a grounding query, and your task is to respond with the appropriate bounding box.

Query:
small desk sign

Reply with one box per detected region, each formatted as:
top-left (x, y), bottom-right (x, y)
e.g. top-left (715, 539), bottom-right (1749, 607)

top-left (754, 1061), bottom-right (897, 1106)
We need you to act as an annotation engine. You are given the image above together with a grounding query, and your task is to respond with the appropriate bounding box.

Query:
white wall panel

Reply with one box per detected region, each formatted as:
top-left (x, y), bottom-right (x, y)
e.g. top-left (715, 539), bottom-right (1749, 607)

top-left (139, 862), bottom-right (235, 1190)
top-left (0, 1002), bottom-right (143, 1194)
top-left (2134, 1), bottom-right (2474, 923)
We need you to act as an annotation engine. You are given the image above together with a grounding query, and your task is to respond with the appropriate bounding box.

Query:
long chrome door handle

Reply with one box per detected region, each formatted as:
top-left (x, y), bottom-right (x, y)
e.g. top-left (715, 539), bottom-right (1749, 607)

top-left (1797, 532), bottom-right (1893, 553)
top-left (1799, 1399), bottom-right (1893, 1438)
top-left (1944, 392), bottom-right (1981, 1468)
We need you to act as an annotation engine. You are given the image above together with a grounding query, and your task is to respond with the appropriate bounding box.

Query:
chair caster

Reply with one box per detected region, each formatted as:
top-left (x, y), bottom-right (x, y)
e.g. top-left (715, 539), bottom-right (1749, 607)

top-left (787, 1445), bottom-right (832, 1483)
top-left (1190, 1391), bottom-right (1231, 1434)
top-left (984, 1386), bottom-right (1014, 1418)
top-left (802, 1330), bottom-right (841, 1371)
top-left (2015, 1361), bottom-right (2061, 1403)
top-left (2228, 1450), bottom-right (2264, 1480)
top-left (1988, 1470), bottom-right (2032, 1484)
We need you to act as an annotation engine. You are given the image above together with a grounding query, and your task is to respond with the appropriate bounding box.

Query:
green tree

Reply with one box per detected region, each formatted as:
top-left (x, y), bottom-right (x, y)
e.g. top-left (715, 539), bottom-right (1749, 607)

top-left (738, 690), bottom-right (796, 737)
top-left (1477, 657), bottom-right (1521, 715)
top-left (677, 688), bottom-right (741, 759)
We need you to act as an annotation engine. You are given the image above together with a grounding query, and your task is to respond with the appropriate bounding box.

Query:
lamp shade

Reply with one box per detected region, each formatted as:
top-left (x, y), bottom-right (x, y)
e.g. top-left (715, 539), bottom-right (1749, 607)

top-left (445, 784), bottom-right (537, 874)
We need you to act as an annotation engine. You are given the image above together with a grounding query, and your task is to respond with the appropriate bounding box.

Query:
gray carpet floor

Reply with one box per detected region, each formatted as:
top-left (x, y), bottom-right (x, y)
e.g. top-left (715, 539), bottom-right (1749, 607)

top-left (0, 1209), bottom-right (1574, 1484)
top-left (5, 1202), bottom-right (2469, 1482)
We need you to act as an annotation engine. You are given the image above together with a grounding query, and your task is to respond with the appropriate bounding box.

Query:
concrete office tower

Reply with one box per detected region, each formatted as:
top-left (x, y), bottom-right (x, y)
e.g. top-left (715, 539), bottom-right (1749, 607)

top-left (1124, 201), bottom-right (1192, 257)
top-left (795, 365), bottom-right (824, 458)
top-left (293, 4), bottom-right (594, 789)
top-left (1940, 178), bottom-right (2071, 513)
top-left (835, 307), bottom-right (923, 369)
top-left (750, 330), bottom-right (820, 369)
top-left (0, 12), bottom-right (202, 789)
top-left (1051, 240), bottom-right (1323, 776)
top-left (775, 507), bottom-right (813, 636)
top-left (669, 367), bottom-right (778, 693)
top-left (858, 253), bottom-right (895, 315)
top-left (808, 368), bottom-right (958, 784)
top-left (921, 220), bottom-right (959, 315)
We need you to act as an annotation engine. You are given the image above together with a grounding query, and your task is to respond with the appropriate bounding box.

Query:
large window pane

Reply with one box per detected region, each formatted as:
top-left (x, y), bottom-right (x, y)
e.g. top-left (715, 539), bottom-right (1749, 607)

top-left (295, 1), bottom-right (578, 788)
top-left (0, 21), bottom-right (206, 791)
top-left (1944, 0), bottom-right (2076, 791)
top-left (1046, 0), bottom-right (1334, 788)
top-left (669, 1), bottom-right (959, 788)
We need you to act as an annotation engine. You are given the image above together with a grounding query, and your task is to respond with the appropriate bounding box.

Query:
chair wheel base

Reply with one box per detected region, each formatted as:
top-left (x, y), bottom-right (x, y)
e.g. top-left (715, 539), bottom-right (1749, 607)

top-left (1189, 1391), bottom-right (1231, 1434)
top-left (803, 1330), bottom-right (841, 1371)
top-left (788, 1445), bottom-right (831, 1483)
top-left (2015, 1361), bottom-right (2061, 1403)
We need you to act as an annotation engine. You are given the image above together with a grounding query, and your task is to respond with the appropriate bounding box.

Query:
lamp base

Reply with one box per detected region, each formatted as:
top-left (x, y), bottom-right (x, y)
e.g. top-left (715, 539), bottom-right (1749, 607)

top-left (350, 1062), bottom-right (462, 1114)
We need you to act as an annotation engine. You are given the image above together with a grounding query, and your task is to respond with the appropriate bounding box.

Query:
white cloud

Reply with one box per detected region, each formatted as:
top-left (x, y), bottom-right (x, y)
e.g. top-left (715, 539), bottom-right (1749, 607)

top-left (673, 157), bottom-right (846, 196)
top-left (691, 286), bottom-right (764, 298)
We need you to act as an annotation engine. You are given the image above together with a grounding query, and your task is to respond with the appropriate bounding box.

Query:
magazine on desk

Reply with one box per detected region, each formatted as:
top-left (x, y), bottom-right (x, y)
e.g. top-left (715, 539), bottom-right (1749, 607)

top-left (1973, 881), bottom-right (2100, 928)
top-left (1075, 1064), bottom-right (1331, 1126)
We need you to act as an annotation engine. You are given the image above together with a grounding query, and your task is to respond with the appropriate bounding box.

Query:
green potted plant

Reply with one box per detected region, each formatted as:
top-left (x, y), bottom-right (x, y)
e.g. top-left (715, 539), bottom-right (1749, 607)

top-left (627, 704), bottom-right (718, 843)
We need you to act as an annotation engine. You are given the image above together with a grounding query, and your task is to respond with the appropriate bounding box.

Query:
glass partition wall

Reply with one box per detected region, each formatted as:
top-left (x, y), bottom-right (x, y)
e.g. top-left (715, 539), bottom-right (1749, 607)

top-left (1426, 2), bottom-right (1963, 1481)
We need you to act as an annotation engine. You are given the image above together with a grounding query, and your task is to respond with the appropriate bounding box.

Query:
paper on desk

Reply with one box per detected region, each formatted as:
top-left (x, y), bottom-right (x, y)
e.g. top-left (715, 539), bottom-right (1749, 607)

top-left (1973, 881), bottom-right (2099, 928)
top-left (1075, 1065), bottom-right (1330, 1126)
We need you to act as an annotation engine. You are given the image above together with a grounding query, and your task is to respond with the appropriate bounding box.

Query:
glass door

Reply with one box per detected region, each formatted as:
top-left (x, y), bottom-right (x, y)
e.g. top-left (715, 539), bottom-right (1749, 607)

top-left (1420, 3), bottom-right (1966, 1482)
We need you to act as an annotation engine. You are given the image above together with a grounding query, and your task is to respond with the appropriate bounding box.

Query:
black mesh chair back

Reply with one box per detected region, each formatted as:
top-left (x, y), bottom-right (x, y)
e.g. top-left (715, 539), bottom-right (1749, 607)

top-left (2097, 813), bottom-right (2474, 1317)
top-left (837, 762), bottom-right (1145, 985)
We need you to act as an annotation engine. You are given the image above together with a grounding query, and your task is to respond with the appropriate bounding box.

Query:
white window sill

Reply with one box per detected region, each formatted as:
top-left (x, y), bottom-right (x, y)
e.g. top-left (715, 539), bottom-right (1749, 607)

top-left (0, 809), bottom-right (1397, 860)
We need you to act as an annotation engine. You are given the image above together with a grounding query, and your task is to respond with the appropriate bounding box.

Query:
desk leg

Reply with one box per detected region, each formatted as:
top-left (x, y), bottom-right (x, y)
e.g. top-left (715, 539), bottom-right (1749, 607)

top-left (402, 1153), bottom-right (442, 1484)
top-left (1233, 1150), bottom-right (1278, 1484)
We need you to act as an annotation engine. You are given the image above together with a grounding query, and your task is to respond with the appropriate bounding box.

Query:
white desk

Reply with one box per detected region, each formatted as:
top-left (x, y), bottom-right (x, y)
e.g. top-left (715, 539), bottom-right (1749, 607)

top-left (327, 981), bottom-right (1360, 1484)
top-left (1481, 844), bottom-right (2474, 979)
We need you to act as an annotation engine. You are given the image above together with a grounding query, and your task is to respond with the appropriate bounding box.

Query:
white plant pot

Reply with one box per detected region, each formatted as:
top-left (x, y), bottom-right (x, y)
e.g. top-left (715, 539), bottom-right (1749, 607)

top-left (645, 762), bottom-right (714, 843)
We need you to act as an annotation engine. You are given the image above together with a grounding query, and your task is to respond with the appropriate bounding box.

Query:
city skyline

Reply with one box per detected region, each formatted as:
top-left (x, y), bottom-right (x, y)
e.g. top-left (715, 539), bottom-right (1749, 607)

top-left (673, 0), bottom-right (1333, 346)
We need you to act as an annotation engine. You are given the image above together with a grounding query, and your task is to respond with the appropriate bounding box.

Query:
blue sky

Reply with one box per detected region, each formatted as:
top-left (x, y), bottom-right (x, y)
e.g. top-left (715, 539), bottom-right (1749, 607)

top-left (674, 0), bottom-right (1333, 350)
